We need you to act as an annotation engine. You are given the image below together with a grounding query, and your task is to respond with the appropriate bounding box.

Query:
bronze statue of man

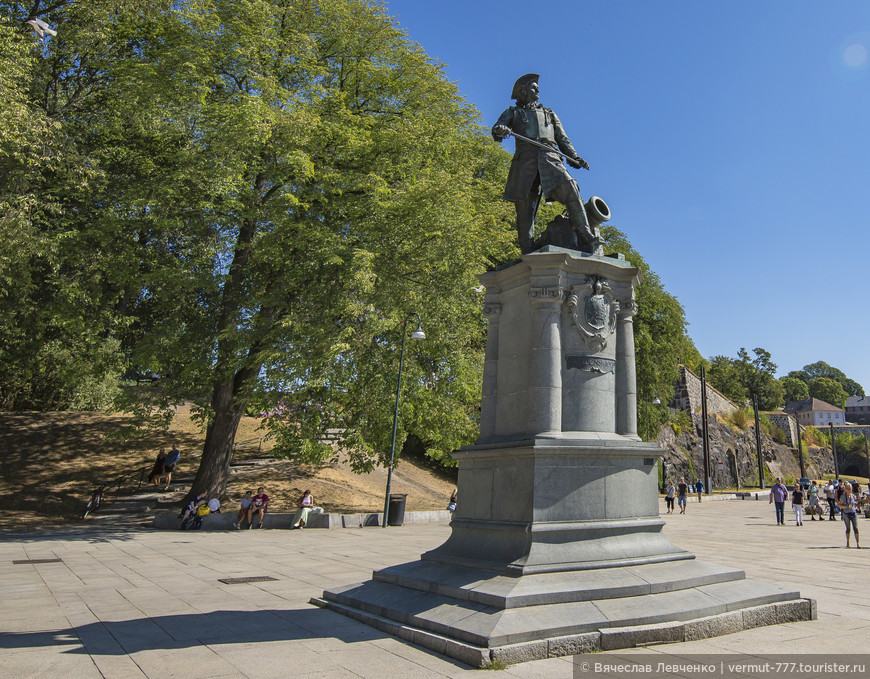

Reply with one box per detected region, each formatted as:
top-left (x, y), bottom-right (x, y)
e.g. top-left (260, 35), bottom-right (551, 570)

top-left (492, 74), bottom-right (602, 255)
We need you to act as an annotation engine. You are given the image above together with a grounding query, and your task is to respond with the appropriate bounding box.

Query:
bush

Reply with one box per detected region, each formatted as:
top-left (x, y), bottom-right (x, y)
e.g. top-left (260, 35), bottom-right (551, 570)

top-left (668, 409), bottom-right (693, 437)
top-left (803, 426), bottom-right (826, 447)
top-left (725, 407), bottom-right (751, 429)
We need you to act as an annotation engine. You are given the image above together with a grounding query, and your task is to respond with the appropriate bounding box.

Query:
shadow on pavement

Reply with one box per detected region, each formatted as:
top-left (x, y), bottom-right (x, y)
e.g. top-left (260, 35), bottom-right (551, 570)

top-left (0, 607), bottom-right (389, 654)
top-left (0, 526), bottom-right (147, 544)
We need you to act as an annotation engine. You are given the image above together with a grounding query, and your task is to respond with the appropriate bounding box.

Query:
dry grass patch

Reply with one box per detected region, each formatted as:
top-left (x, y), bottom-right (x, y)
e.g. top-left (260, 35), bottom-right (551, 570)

top-left (0, 406), bottom-right (457, 530)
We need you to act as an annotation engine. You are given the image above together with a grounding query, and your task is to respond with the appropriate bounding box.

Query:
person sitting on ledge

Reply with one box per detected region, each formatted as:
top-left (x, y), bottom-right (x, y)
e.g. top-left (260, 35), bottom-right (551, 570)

top-left (232, 490), bottom-right (254, 529)
top-left (291, 490), bottom-right (315, 529)
top-left (245, 487), bottom-right (269, 529)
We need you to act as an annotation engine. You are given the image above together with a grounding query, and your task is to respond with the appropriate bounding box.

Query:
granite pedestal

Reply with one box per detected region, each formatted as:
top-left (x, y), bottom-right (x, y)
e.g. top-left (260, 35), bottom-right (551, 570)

top-left (318, 247), bottom-right (814, 666)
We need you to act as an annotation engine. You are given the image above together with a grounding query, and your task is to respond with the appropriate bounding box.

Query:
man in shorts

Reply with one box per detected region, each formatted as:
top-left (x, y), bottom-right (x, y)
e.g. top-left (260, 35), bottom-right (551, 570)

top-left (807, 480), bottom-right (821, 520)
top-left (163, 443), bottom-right (181, 491)
top-left (677, 477), bottom-right (689, 514)
top-left (233, 491), bottom-right (254, 529)
top-left (246, 487), bottom-right (269, 529)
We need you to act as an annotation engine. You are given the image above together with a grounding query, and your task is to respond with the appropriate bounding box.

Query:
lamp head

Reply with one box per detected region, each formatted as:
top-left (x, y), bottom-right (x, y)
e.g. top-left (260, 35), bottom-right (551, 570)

top-left (652, 397), bottom-right (661, 405)
top-left (410, 322), bottom-right (426, 341)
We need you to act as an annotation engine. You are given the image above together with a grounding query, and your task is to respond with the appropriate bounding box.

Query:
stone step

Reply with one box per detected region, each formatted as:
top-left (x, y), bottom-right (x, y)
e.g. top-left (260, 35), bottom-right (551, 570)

top-left (314, 594), bottom-right (814, 667)
top-left (322, 575), bottom-right (807, 650)
top-left (373, 559), bottom-right (745, 609)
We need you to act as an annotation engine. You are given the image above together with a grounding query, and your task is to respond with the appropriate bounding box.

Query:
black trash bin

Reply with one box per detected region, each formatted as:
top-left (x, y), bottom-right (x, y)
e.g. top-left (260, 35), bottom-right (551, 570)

top-left (387, 493), bottom-right (407, 526)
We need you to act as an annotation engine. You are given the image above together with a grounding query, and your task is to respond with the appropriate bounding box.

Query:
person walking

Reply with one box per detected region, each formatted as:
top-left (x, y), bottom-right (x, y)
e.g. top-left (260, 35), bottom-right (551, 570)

top-left (694, 479), bottom-right (704, 502)
top-left (665, 479), bottom-right (676, 514)
top-left (148, 448), bottom-right (167, 488)
top-left (769, 477), bottom-right (788, 525)
top-left (677, 477), bottom-right (688, 514)
top-left (838, 482), bottom-right (861, 548)
top-left (807, 481), bottom-right (820, 520)
top-left (163, 443), bottom-right (181, 491)
top-left (824, 480), bottom-right (837, 520)
top-left (791, 482), bottom-right (804, 527)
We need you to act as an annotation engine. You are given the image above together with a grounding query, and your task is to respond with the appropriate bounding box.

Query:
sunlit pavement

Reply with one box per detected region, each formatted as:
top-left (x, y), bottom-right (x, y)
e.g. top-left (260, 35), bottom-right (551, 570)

top-left (1, 499), bottom-right (867, 678)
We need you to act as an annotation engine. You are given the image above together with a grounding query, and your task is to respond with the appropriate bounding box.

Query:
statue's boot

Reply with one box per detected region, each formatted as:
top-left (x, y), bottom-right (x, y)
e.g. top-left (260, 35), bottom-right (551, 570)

top-left (565, 198), bottom-right (603, 255)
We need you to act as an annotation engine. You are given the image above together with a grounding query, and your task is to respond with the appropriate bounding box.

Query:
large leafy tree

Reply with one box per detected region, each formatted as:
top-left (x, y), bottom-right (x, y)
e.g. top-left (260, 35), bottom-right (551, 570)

top-left (10, 0), bottom-right (514, 493)
top-left (788, 361), bottom-right (864, 400)
top-left (808, 377), bottom-right (848, 410)
top-left (0, 2), bottom-right (149, 410)
top-left (780, 376), bottom-right (809, 404)
top-left (3, 0), bottom-right (707, 487)
top-left (601, 225), bottom-right (703, 439)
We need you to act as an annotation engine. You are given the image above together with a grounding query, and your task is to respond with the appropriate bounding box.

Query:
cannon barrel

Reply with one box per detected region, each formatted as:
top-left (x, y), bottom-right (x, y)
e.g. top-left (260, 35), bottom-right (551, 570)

top-left (584, 195), bottom-right (611, 228)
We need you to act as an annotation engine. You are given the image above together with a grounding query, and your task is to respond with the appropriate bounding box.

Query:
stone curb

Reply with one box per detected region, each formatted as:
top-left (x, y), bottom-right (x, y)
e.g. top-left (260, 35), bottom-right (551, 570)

top-left (151, 509), bottom-right (453, 530)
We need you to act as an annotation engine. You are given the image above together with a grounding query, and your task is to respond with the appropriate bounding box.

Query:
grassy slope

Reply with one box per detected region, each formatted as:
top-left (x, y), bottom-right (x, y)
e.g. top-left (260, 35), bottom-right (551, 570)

top-left (0, 406), bottom-right (457, 530)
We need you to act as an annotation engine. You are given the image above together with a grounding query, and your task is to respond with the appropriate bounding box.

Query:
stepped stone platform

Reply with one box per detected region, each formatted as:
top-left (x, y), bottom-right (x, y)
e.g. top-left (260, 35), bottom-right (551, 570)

top-left (315, 558), bottom-right (813, 666)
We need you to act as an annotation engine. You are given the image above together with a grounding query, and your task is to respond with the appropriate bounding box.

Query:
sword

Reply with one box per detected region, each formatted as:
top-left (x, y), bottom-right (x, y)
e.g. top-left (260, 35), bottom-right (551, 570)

top-left (506, 130), bottom-right (590, 170)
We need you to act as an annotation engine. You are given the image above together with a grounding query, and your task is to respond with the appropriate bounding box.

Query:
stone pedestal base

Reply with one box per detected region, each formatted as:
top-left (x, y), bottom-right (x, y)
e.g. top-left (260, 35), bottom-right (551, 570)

top-left (317, 558), bottom-right (814, 667)
top-left (318, 436), bottom-right (814, 667)
top-left (422, 434), bottom-right (687, 575)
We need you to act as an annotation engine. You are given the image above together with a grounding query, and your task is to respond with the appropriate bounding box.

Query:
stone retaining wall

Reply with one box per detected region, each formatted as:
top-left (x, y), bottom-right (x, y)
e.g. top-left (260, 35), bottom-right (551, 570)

top-left (671, 365), bottom-right (738, 422)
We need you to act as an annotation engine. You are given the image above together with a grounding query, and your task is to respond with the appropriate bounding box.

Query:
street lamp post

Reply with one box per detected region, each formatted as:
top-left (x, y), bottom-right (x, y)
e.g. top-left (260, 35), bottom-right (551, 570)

top-left (382, 314), bottom-right (425, 527)
top-left (645, 396), bottom-right (663, 491)
top-left (864, 433), bottom-right (870, 488)
top-left (795, 417), bottom-right (805, 479)
top-left (829, 421), bottom-right (839, 479)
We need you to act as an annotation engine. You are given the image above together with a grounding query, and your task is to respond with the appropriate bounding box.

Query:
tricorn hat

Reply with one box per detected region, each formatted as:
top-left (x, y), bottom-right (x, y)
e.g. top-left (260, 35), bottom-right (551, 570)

top-left (511, 73), bottom-right (539, 100)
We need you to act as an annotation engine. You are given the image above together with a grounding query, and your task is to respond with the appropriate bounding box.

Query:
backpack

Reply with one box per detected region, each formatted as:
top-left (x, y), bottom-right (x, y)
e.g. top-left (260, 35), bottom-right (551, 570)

top-left (165, 448), bottom-right (181, 467)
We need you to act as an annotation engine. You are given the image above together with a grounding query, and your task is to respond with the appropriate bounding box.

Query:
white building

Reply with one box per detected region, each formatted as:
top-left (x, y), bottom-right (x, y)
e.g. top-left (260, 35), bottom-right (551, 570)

top-left (787, 397), bottom-right (846, 428)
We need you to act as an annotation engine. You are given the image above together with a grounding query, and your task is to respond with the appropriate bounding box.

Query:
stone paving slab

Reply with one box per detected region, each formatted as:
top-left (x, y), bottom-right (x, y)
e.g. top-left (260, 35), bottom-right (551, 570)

top-left (0, 501), bottom-right (867, 677)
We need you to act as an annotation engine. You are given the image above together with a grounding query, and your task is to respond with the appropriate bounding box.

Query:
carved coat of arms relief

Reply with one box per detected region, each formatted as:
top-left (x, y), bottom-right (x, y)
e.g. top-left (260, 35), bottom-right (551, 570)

top-left (565, 276), bottom-right (619, 353)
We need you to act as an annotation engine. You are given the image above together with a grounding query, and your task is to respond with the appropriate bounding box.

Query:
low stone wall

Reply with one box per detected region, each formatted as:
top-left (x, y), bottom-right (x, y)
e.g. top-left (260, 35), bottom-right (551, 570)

top-left (836, 424), bottom-right (870, 438)
top-left (152, 509), bottom-right (453, 530)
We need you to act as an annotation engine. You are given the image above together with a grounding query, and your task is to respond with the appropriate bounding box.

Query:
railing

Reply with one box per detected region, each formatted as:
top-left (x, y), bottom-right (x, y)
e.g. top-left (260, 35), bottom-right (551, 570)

top-left (230, 436), bottom-right (265, 465)
top-left (103, 466), bottom-right (149, 497)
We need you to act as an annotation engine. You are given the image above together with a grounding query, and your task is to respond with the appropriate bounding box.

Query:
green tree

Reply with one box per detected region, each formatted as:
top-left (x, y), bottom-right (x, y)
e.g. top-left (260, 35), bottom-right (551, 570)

top-left (780, 376), bottom-right (809, 403)
top-left (707, 355), bottom-right (745, 404)
top-left (600, 225), bottom-right (702, 439)
top-left (706, 347), bottom-right (783, 410)
top-left (808, 377), bottom-right (848, 409)
top-left (791, 361), bottom-right (864, 399)
top-left (0, 4), bottom-right (141, 410)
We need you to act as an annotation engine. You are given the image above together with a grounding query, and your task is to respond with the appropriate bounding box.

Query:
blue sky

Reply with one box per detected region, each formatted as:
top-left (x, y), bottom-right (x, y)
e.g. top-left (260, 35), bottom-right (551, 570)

top-left (385, 0), bottom-right (870, 395)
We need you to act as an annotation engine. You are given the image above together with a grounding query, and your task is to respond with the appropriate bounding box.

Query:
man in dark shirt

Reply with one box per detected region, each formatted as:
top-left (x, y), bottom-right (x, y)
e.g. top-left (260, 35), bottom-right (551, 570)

top-left (162, 443), bottom-right (181, 491)
top-left (677, 477), bottom-right (689, 514)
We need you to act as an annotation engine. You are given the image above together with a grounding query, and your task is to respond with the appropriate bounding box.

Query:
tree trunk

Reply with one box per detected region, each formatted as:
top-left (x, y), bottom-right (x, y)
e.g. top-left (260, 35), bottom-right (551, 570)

top-left (187, 171), bottom-right (273, 502)
top-left (190, 380), bottom-right (245, 499)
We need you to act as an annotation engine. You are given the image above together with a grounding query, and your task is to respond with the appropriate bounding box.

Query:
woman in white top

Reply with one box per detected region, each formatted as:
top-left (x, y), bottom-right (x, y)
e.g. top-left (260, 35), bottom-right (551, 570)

top-left (291, 490), bottom-right (315, 529)
top-left (838, 483), bottom-right (861, 548)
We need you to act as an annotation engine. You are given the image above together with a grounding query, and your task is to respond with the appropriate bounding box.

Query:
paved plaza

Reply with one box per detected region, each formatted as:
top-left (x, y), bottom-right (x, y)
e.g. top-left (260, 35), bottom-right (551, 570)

top-left (1, 498), bottom-right (868, 678)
